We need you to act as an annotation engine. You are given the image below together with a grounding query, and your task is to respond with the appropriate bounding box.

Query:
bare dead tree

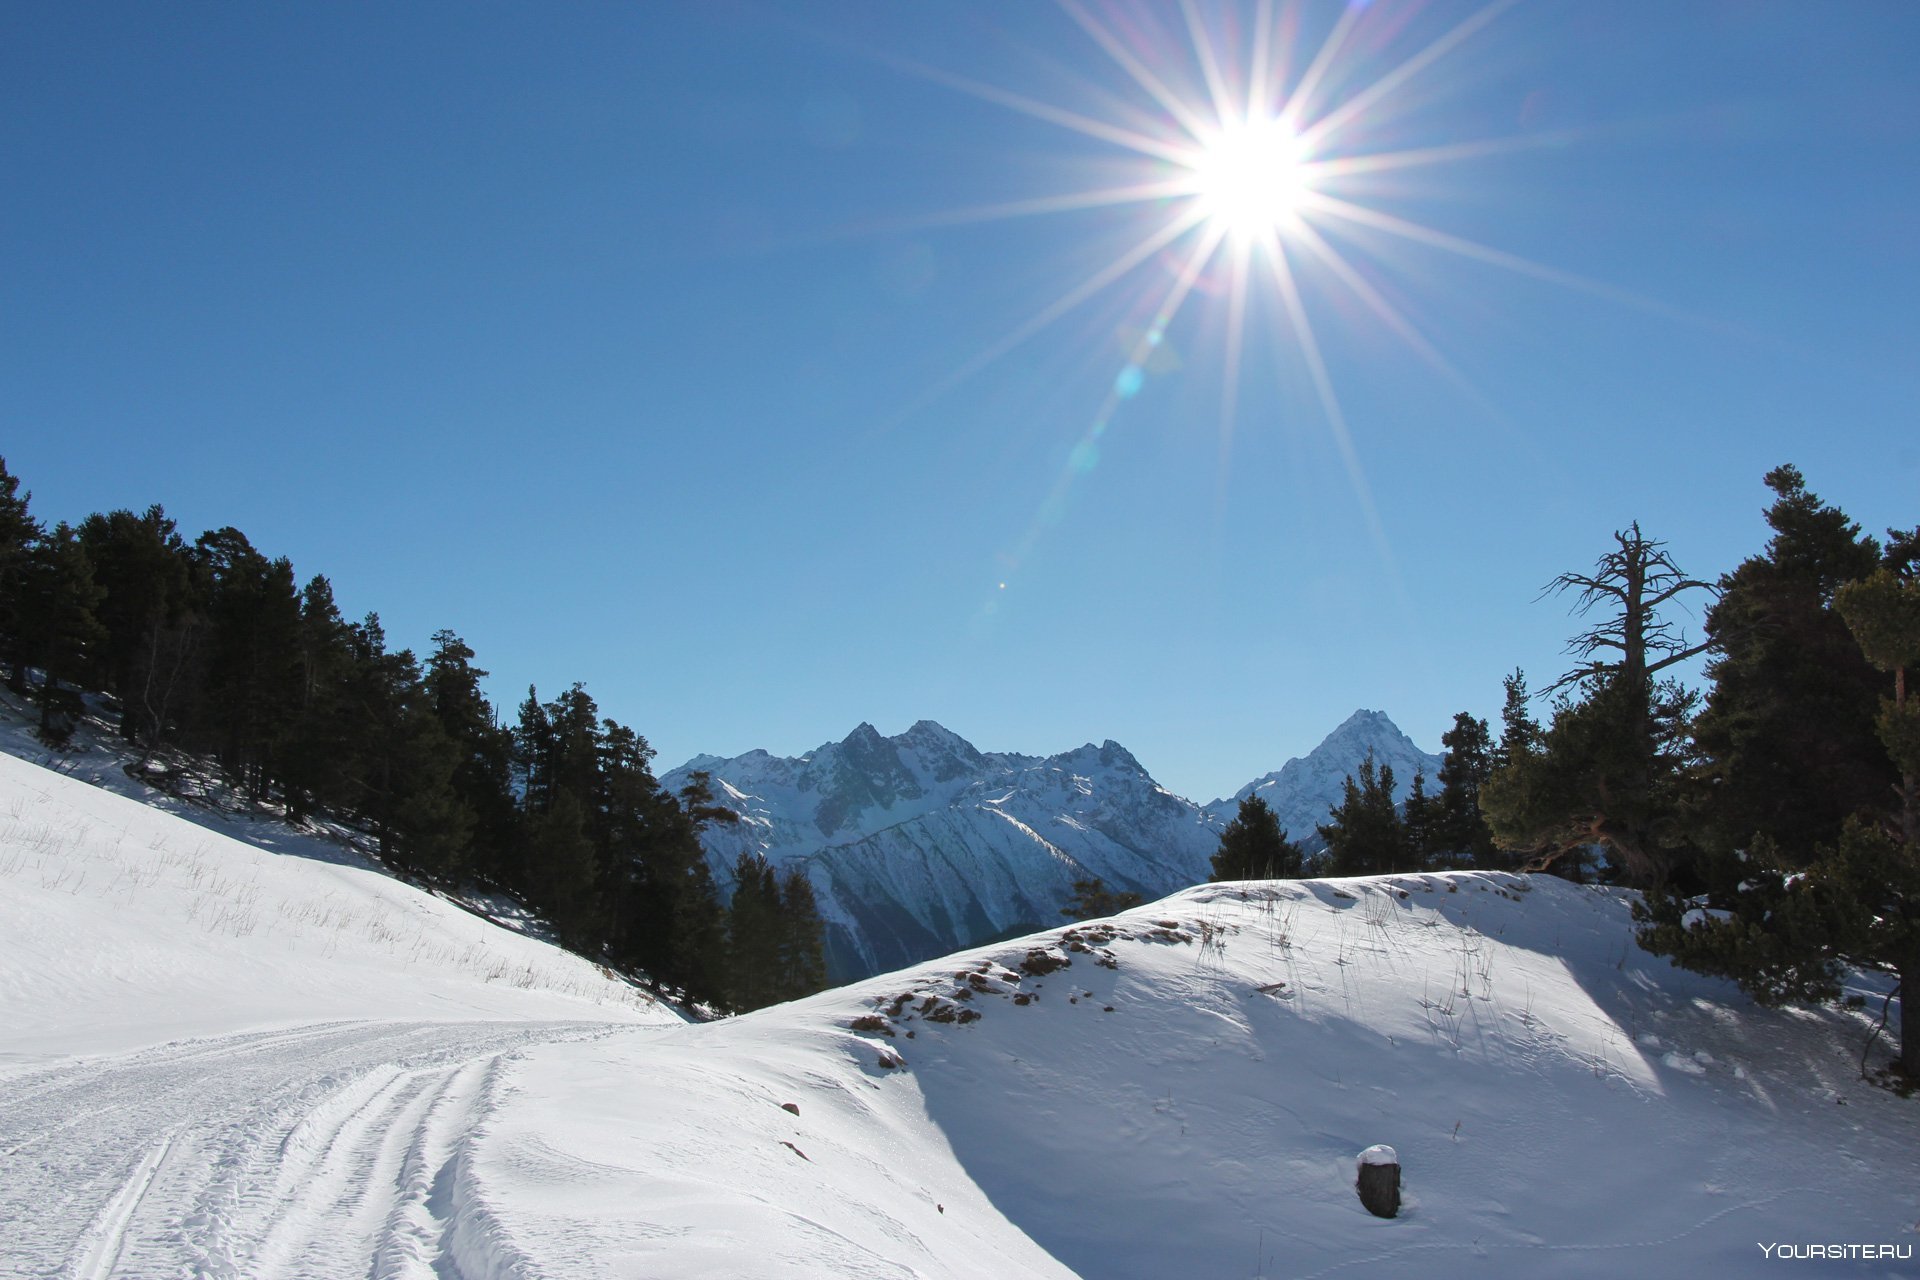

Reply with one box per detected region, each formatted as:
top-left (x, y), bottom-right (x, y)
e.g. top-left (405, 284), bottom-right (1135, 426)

top-left (1496, 524), bottom-right (1717, 889)
top-left (1542, 521), bottom-right (1716, 697)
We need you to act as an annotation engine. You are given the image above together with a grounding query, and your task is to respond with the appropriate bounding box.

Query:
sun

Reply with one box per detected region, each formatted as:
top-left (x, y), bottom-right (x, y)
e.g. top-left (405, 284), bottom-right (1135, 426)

top-left (1183, 116), bottom-right (1313, 244)
top-left (883, 1), bottom-right (1581, 597)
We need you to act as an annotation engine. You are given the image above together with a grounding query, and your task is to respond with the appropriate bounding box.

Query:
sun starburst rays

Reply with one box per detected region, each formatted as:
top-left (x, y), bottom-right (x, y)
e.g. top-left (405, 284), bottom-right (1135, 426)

top-left (892, 0), bottom-right (1579, 434)
top-left (878, 1), bottom-right (1606, 616)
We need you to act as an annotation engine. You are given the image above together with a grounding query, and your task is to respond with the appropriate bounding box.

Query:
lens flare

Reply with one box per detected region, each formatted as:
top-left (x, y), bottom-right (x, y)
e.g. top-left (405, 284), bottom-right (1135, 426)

top-left (877, 0), bottom-right (1642, 618)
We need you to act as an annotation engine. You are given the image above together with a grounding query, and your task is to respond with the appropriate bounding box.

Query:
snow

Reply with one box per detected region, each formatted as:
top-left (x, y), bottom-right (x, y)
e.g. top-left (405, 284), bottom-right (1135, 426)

top-left (662, 719), bottom-right (1222, 979)
top-left (662, 712), bottom-right (1438, 980)
top-left (1203, 708), bottom-right (1444, 839)
top-left (0, 730), bottom-right (685, 1277)
top-left (0, 749), bottom-right (664, 1066)
top-left (476, 874), bottom-right (1917, 1277)
top-left (4, 728), bottom-right (1916, 1277)
top-left (1358, 1144), bottom-right (1400, 1167)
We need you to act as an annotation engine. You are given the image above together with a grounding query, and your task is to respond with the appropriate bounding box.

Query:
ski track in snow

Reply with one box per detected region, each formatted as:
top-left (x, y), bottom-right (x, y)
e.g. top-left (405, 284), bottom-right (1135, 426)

top-left (1, 1019), bottom-right (621, 1279)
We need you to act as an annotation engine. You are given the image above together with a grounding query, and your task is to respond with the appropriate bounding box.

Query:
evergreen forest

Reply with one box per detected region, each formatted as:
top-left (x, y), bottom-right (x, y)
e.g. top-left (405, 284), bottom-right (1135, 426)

top-left (5, 455), bottom-right (1916, 1078)
top-left (1211, 465), bottom-right (1918, 1083)
top-left (0, 456), bottom-right (825, 1013)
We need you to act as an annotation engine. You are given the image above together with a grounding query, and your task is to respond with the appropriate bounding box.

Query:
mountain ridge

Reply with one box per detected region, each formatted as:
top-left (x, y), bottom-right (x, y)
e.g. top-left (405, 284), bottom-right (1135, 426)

top-left (661, 709), bottom-right (1442, 979)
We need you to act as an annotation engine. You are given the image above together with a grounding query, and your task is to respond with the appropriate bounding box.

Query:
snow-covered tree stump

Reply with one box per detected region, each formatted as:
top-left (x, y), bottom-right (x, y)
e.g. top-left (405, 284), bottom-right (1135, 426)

top-left (1356, 1144), bottom-right (1400, 1218)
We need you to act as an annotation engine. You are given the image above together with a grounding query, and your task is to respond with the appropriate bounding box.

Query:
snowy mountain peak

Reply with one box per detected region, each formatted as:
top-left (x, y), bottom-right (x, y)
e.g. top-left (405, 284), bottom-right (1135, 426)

top-left (1334, 705), bottom-right (1397, 731)
top-left (900, 719), bottom-right (988, 780)
top-left (663, 710), bottom-right (1441, 980)
top-left (841, 721), bottom-right (885, 748)
top-left (1205, 709), bottom-right (1442, 844)
top-left (904, 718), bottom-right (964, 747)
top-left (1051, 739), bottom-right (1147, 777)
top-left (660, 722), bottom-right (1217, 978)
top-left (1320, 708), bottom-right (1417, 755)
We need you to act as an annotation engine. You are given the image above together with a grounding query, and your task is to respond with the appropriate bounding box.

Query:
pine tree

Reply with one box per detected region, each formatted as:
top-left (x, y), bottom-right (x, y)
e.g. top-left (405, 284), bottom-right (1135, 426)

top-left (278, 575), bottom-right (359, 819)
top-left (1691, 466), bottom-right (1889, 858)
top-left (546, 684), bottom-right (602, 811)
top-left (776, 867), bottom-right (829, 1002)
top-left (1493, 670), bottom-right (1540, 772)
top-left (658, 773), bottom-right (736, 1007)
top-left (1836, 570), bottom-right (1920, 846)
top-left (595, 763), bottom-right (735, 1004)
top-left (1641, 565), bottom-right (1920, 1082)
top-left (1209, 793), bottom-right (1304, 881)
top-left (13, 522), bottom-right (107, 740)
top-left (192, 530), bottom-right (302, 795)
top-left (1483, 526), bottom-right (1710, 889)
top-left (1318, 751), bottom-right (1410, 876)
top-left (321, 612), bottom-right (470, 877)
top-left (76, 506), bottom-right (193, 742)
top-left (513, 686), bottom-right (554, 827)
top-left (424, 630), bottom-right (517, 883)
top-left (0, 458), bottom-right (42, 695)
top-left (386, 696), bottom-right (471, 880)
top-left (726, 852), bottom-right (782, 1010)
top-left (671, 854), bottom-right (731, 1009)
top-left (1433, 712), bottom-right (1496, 868)
top-left (1403, 769), bottom-right (1435, 868)
top-left (341, 615), bottom-right (460, 869)
top-left (528, 789), bottom-right (601, 950)
top-left (593, 718), bottom-right (667, 970)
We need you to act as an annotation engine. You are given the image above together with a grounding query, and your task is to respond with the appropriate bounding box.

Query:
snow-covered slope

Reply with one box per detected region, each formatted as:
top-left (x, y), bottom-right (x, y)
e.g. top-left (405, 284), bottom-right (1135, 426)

top-left (664, 712), bottom-right (1441, 980)
top-left (0, 749), bottom-right (667, 1066)
top-left (1203, 707), bottom-right (1444, 845)
top-left (0, 739), bottom-right (685, 1277)
top-left (463, 872), bottom-right (1918, 1277)
top-left (5, 738), bottom-right (1913, 1277)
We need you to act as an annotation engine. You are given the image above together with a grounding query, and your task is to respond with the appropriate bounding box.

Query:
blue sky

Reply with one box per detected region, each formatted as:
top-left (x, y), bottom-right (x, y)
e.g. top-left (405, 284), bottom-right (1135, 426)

top-left (4, 1), bottom-right (1916, 801)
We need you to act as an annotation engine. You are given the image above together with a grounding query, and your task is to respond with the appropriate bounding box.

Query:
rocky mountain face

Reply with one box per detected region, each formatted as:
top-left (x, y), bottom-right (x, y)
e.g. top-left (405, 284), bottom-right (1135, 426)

top-left (661, 710), bottom-right (1440, 981)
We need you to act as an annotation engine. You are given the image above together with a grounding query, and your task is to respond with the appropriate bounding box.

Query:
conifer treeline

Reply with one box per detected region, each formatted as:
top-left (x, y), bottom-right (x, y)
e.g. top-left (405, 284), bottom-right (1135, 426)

top-left (1207, 710), bottom-right (1499, 883)
top-left (0, 457), bottom-right (823, 1013)
top-left (1220, 465), bottom-right (1916, 1082)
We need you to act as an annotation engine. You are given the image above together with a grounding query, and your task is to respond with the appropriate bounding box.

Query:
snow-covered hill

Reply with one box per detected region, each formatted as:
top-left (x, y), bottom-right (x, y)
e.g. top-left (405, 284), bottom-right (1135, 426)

top-left (0, 747), bottom-right (668, 1066)
top-left (0, 739), bottom-right (682, 1277)
top-left (444, 873), bottom-right (1920, 1277)
top-left (4, 743), bottom-right (1913, 1277)
top-left (663, 711), bottom-right (1441, 979)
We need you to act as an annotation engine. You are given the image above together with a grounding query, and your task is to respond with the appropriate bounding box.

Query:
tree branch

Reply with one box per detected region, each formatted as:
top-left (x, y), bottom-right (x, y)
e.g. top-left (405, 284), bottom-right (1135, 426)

top-left (1644, 637), bottom-right (1714, 675)
top-left (1644, 578), bottom-right (1716, 610)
